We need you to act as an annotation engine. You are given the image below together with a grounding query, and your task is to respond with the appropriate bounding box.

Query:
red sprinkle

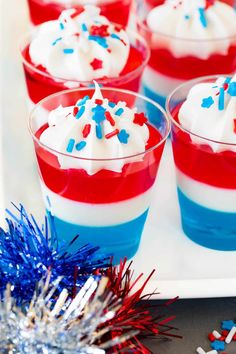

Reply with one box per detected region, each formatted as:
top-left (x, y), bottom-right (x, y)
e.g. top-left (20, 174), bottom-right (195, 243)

top-left (133, 112), bottom-right (148, 126)
top-left (90, 58), bottom-right (103, 70)
top-left (95, 99), bottom-right (103, 105)
top-left (107, 48), bottom-right (112, 53)
top-left (82, 124), bottom-right (91, 138)
top-left (73, 106), bottom-right (79, 116)
top-left (90, 24), bottom-right (109, 37)
top-left (222, 330), bottom-right (229, 337)
top-left (71, 9), bottom-right (84, 19)
top-left (114, 25), bottom-right (123, 32)
top-left (234, 119), bottom-right (236, 134)
top-left (105, 111), bottom-right (115, 126)
top-left (208, 333), bottom-right (215, 342)
top-left (105, 129), bottom-right (119, 139)
top-left (120, 38), bottom-right (127, 46)
top-left (223, 83), bottom-right (229, 91)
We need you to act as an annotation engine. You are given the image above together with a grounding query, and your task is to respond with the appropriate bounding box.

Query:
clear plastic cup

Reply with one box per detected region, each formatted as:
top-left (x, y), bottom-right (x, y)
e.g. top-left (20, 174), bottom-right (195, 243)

top-left (27, 0), bottom-right (133, 27)
top-left (167, 75), bottom-right (236, 251)
top-left (137, 5), bottom-right (236, 109)
top-left (29, 87), bottom-right (170, 263)
top-left (20, 28), bottom-right (150, 105)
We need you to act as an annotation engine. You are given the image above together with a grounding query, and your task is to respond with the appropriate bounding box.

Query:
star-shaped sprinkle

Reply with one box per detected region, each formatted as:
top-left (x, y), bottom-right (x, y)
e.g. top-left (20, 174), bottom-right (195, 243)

top-left (90, 24), bottom-right (109, 37)
top-left (222, 320), bottom-right (236, 331)
top-left (211, 340), bottom-right (225, 351)
top-left (228, 82), bottom-right (236, 97)
top-left (90, 58), bottom-right (103, 70)
top-left (76, 141), bottom-right (86, 151)
top-left (201, 96), bottom-right (214, 108)
top-left (133, 112), bottom-right (148, 126)
top-left (118, 129), bottom-right (129, 144)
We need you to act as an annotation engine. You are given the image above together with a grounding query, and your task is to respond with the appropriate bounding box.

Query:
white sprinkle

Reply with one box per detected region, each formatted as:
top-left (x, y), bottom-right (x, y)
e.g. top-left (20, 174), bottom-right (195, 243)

top-left (196, 348), bottom-right (206, 354)
top-left (212, 330), bottom-right (221, 339)
top-left (207, 351), bottom-right (217, 354)
top-left (225, 325), bottom-right (236, 344)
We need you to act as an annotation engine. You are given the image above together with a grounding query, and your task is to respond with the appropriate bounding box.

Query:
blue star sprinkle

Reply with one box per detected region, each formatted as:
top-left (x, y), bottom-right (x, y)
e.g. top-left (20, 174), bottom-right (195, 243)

top-left (211, 340), bottom-right (225, 351)
top-left (228, 82), bottom-right (236, 97)
top-left (221, 320), bottom-right (236, 331)
top-left (92, 106), bottom-right (106, 124)
top-left (118, 129), bottom-right (129, 144)
top-left (201, 96), bottom-right (214, 108)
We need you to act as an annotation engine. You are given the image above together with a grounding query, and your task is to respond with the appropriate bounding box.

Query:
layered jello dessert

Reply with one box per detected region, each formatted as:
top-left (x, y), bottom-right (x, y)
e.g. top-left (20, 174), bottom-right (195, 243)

top-left (138, 0), bottom-right (236, 108)
top-left (145, 0), bottom-right (234, 9)
top-left (29, 84), bottom-right (170, 262)
top-left (21, 5), bottom-right (149, 104)
top-left (27, 0), bottom-right (133, 27)
top-left (168, 74), bottom-right (236, 250)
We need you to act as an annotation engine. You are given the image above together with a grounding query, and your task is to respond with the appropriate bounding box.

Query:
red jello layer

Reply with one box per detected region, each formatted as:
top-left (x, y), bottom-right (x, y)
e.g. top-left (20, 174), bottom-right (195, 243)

top-left (149, 45), bottom-right (236, 80)
top-left (145, 0), bottom-right (234, 9)
top-left (27, 0), bottom-right (132, 27)
top-left (22, 45), bottom-right (145, 103)
top-left (172, 106), bottom-right (236, 189)
top-left (35, 124), bottom-right (164, 203)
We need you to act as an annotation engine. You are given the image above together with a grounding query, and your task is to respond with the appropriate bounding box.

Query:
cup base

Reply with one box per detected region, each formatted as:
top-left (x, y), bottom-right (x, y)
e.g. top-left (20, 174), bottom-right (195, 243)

top-left (48, 209), bottom-right (148, 264)
top-left (178, 189), bottom-right (236, 251)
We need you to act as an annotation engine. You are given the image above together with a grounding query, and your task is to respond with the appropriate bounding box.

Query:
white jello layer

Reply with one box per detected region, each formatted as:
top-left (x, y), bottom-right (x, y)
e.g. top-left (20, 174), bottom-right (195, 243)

top-left (176, 169), bottom-right (236, 212)
top-left (142, 66), bottom-right (185, 97)
top-left (41, 181), bottom-right (152, 226)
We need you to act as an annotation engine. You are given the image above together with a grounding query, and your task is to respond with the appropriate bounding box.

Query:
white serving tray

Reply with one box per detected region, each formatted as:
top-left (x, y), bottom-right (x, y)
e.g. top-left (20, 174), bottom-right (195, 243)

top-left (132, 141), bottom-right (236, 299)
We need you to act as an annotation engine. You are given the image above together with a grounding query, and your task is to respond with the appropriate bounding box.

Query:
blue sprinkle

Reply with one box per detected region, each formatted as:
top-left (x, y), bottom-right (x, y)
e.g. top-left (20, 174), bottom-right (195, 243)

top-left (88, 83), bottom-right (103, 88)
top-left (81, 23), bottom-right (88, 32)
top-left (218, 87), bottom-right (225, 111)
top-left (212, 86), bottom-right (218, 88)
top-left (228, 82), bottom-right (236, 96)
top-left (118, 129), bottom-right (129, 144)
top-left (88, 35), bottom-right (108, 48)
top-left (66, 139), bottom-right (75, 153)
top-left (221, 320), bottom-right (235, 331)
top-left (76, 106), bottom-right (85, 119)
top-left (201, 96), bottom-right (214, 108)
top-left (224, 77), bottom-right (232, 85)
top-left (198, 8), bottom-right (207, 28)
top-left (46, 196), bottom-right (51, 208)
top-left (76, 141), bottom-right (87, 151)
top-left (96, 124), bottom-right (103, 139)
top-left (108, 101), bottom-right (116, 108)
top-left (59, 22), bottom-right (64, 30)
top-left (115, 108), bottom-right (124, 116)
top-left (211, 340), bottom-right (225, 351)
top-left (92, 105), bottom-right (106, 113)
top-left (52, 37), bottom-right (62, 46)
top-left (92, 111), bottom-right (106, 124)
top-left (77, 95), bottom-right (90, 106)
top-left (184, 14), bottom-right (190, 20)
top-left (63, 48), bottom-right (74, 54)
top-left (111, 33), bottom-right (120, 40)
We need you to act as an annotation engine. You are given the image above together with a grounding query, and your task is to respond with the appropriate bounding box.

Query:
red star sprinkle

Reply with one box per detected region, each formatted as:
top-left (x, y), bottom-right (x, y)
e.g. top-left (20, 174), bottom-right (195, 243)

top-left (133, 112), bottom-right (148, 126)
top-left (90, 25), bottom-right (109, 37)
top-left (105, 111), bottom-right (115, 126)
top-left (234, 119), bottom-right (236, 134)
top-left (73, 106), bottom-right (79, 116)
top-left (90, 58), bottom-right (103, 70)
top-left (82, 124), bottom-right (91, 138)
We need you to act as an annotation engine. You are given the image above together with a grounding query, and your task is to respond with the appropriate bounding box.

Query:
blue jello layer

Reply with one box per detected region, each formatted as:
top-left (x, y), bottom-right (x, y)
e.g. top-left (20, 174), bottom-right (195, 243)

top-left (142, 84), bottom-right (166, 109)
top-left (48, 210), bottom-right (149, 264)
top-left (178, 188), bottom-right (236, 251)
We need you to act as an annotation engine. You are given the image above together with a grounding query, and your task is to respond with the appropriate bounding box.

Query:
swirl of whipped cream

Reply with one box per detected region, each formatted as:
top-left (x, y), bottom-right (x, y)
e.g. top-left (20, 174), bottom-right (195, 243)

top-left (29, 5), bottom-right (130, 81)
top-left (146, 0), bottom-right (236, 59)
top-left (179, 74), bottom-right (236, 152)
top-left (40, 83), bottom-right (150, 175)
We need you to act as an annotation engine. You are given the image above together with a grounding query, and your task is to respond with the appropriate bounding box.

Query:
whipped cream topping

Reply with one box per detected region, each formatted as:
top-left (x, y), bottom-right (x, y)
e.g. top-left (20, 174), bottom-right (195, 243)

top-left (29, 6), bottom-right (130, 81)
top-left (40, 83), bottom-right (150, 175)
top-left (179, 75), bottom-right (236, 151)
top-left (146, 0), bottom-right (236, 59)
top-left (42, 0), bottom-right (115, 4)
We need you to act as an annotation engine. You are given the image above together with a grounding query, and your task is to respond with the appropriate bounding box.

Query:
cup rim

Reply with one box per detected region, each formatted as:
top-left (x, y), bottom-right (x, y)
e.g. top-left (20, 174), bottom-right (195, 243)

top-left (166, 74), bottom-right (236, 147)
top-left (137, 8), bottom-right (236, 43)
top-left (19, 24), bottom-right (150, 86)
top-left (30, 0), bottom-right (131, 5)
top-left (29, 86), bottom-right (171, 162)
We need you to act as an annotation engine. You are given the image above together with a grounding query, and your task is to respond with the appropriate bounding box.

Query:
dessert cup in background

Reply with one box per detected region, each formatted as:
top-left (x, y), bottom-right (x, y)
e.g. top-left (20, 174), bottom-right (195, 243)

top-left (144, 0), bottom-right (234, 9)
top-left (138, 0), bottom-right (236, 109)
top-left (27, 0), bottom-right (133, 27)
top-left (20, 6), bottom-right (150, 105)
top-left (29, 86), bottom-right (170, 263)
top-left (167, 75), bottom-right (236, 251)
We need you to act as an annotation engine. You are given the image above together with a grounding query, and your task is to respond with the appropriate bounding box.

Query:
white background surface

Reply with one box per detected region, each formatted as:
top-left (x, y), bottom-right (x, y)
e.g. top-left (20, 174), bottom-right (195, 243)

top-left (1, 0), bottom-right (236, 300)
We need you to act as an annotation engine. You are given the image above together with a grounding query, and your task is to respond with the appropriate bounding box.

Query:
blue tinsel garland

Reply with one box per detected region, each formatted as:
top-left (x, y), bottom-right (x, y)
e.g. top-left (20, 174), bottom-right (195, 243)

top-left (0, 204), bottom-right (109, 302)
